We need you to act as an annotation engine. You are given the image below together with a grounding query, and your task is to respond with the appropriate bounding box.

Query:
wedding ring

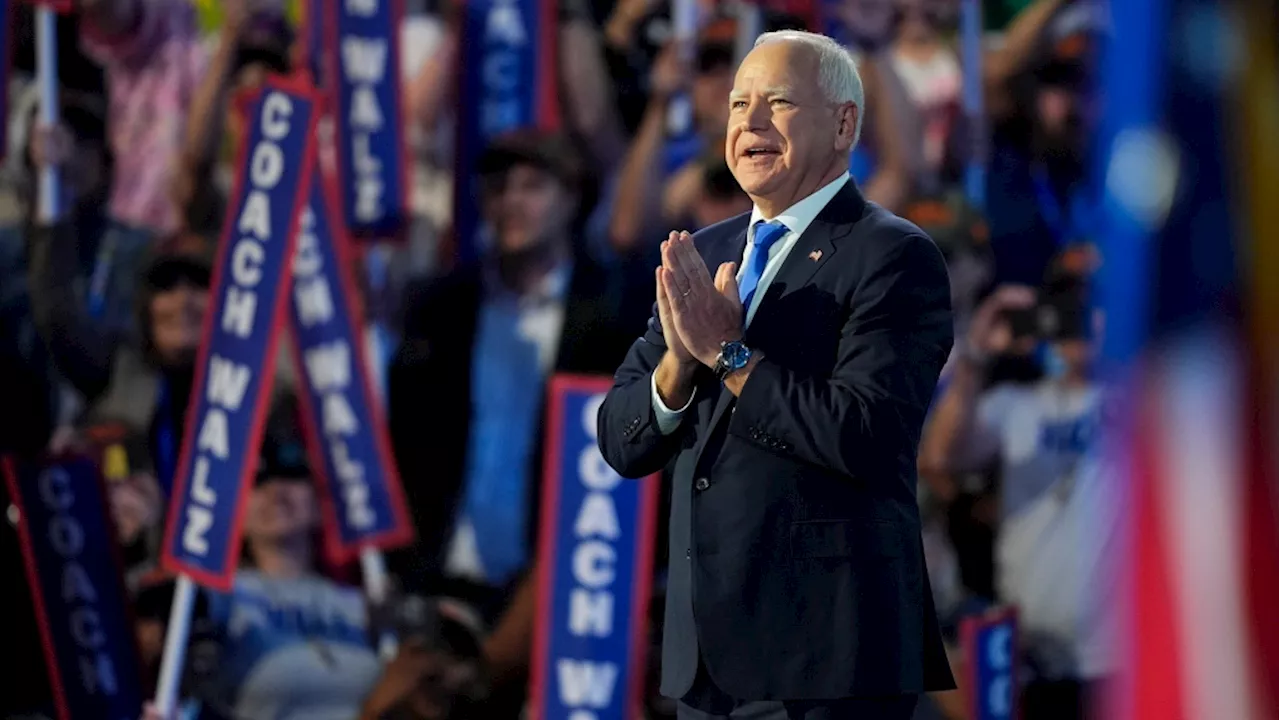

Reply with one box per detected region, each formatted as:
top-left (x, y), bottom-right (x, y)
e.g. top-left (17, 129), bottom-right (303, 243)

top-left (681, 289), bottom-right (691, 297)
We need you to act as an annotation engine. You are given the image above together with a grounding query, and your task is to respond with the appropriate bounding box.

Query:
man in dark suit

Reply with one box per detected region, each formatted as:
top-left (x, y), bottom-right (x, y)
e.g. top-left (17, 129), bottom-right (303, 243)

top-left (598, 30), bottom-right (956, 719)
top-left (385, 131), bottom-right (651, 701)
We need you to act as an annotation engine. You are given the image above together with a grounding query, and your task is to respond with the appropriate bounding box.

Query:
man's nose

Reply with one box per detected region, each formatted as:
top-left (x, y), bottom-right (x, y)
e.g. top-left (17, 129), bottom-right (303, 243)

top-left (743, 98), bottom-right (771, 131)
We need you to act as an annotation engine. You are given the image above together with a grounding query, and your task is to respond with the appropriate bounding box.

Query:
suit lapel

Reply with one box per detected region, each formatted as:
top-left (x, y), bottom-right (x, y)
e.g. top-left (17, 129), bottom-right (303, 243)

top-left (748, 181), bottom-right (864, 331)
top-left (694, 182), bottom-right (867, 461)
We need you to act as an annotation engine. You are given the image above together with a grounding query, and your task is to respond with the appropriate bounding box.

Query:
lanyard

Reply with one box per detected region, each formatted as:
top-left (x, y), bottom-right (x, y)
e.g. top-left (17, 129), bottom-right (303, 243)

top-left (1030, 165), bottom-right (1095, 247)
top-left (155, 379), bottom-right (177, 496)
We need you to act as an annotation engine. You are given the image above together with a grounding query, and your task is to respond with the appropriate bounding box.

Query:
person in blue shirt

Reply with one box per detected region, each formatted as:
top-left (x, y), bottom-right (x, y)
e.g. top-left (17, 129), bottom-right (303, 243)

top-left (982, 0), bottom-right (1103, 285)
top-left (135, 424), bottom-right (383, 720)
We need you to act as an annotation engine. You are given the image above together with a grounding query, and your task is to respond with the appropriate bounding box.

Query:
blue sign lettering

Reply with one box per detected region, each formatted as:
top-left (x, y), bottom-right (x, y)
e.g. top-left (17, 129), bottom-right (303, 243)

top-left (162, 79), bottom-right (321, 589)
top-left (530, 376), bottom-right (659, 720)
top-left (3, 455), bottom-right (145, 720)
top-left (962, 608), bottom-right (1019, 720)
top-left (289, 167), bottom-right (414, 558)
top-left (329, 0), bottom-right (408, 238)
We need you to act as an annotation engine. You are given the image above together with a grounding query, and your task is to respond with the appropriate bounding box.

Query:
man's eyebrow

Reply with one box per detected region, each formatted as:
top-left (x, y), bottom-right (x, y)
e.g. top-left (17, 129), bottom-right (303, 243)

top-left (728, 85), bottom-right (795, 100)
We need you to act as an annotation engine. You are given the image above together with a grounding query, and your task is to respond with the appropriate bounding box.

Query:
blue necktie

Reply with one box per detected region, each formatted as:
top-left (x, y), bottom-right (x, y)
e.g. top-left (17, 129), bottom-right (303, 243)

top-left (739, 220), bottom-right (789, 313)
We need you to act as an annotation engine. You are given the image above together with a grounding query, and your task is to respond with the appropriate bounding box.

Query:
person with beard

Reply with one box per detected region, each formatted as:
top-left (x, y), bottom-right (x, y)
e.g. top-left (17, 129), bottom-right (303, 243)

top-left (386, 129), bottom-right (650, 712)
top-left (982, 0), bottom-right (1102, 286)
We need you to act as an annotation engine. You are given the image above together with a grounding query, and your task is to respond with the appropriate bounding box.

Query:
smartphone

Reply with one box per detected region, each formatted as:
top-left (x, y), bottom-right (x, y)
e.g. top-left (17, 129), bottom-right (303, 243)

top-left (1003, 302), bottom-right (1041, 339)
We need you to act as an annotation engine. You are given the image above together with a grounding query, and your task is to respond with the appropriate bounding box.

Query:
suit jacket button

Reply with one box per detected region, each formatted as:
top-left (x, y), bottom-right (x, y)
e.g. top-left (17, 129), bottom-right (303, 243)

top-left (685, 548), bottom-right (691, 559)
top-left (695, 477), bottom-right (709, 491)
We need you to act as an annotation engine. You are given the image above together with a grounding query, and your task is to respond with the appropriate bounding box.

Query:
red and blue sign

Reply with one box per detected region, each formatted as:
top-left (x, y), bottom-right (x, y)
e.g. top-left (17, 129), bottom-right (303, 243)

top-left (289, 164), bottom-right (414, 562)
top-left (529, 375), bottom-right (659, 720)
top-left (452, 0), bottom-right (559, 265)
top-left (3, 455), bottom-right (145, 720)
top-left (161, 76), bottom-right (321, 591)
top-left (325, 0), bottom-right (409, 239)
top-left (961, 607), bottom-right (1020, 720)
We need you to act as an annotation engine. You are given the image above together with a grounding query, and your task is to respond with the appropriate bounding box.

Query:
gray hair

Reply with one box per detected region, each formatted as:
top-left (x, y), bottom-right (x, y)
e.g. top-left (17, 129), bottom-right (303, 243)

top-left (753, 30), bottom-right (864, 146)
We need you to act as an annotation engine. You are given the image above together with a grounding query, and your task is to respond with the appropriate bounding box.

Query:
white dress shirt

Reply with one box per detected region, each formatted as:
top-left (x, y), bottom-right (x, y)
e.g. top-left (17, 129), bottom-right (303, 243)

top-left (649, 173), bottom-right (851, 434)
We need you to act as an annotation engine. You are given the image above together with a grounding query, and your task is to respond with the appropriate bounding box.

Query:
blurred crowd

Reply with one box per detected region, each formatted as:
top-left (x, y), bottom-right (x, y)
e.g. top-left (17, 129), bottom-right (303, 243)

top-left (0, 0), bottom-right (1120, 718)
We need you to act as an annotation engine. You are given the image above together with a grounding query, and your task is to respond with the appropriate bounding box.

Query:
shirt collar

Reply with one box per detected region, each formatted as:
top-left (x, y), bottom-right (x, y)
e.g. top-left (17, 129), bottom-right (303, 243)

top-left (483, 257), bottom-right (573, 306)
top-left (749, 173), bottom-right (851, 237)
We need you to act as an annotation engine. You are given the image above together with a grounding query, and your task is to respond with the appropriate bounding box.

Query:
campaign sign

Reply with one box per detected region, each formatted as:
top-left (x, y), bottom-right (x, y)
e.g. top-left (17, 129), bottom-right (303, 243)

top-left (529, 375), bottom-right (659, 720)
top-left (289, 166), bottom-right (414, 561)
top-left (325, 0), bottom-right (408, 239)
top-left (2, 455), bottom-right (144, 720)
top-left (161, 76), bottom-right (321, 590)
top-left (961, 607), bottom-right (1020, 720)
top-left (453, 0), bottom-right (559, 265)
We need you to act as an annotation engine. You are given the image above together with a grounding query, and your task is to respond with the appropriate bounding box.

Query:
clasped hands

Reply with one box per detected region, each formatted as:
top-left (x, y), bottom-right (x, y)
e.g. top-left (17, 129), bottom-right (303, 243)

top-left (655, 230), bottom-right (744, 370)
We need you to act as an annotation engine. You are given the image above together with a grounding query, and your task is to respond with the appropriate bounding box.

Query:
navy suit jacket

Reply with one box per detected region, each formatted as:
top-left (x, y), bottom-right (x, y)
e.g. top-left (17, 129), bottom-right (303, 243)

top-left (598, 182), bottom-right (957, 700)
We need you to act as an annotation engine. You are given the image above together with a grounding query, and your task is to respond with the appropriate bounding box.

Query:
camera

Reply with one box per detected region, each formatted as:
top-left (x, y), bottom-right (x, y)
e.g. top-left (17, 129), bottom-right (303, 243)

top-left (1004, 288), bottom-right (1091, 342)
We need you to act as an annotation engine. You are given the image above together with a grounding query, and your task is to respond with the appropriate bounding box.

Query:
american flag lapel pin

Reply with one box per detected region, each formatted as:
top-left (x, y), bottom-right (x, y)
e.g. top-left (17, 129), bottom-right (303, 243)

top-left (808, 249), bottom-right (823, 262)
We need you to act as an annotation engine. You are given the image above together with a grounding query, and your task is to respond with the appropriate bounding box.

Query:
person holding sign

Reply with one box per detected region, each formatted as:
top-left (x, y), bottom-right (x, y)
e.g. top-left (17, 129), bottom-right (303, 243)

top-left (598, 30), bottom-right (955, 719)
top-left (137, 421), bottom-right (384, 720)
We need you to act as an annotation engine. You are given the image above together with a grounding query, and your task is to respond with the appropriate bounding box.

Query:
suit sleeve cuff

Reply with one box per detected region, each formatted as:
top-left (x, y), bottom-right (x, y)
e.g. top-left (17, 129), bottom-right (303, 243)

top-left (650, 371), bottom-right (694, 435)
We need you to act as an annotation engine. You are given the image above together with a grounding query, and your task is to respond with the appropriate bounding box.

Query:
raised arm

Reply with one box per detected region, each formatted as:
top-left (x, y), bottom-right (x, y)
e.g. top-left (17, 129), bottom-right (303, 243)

top-left (918, 286), bottom-right (1035, 499)
top-left (984, 0), bottom-right (1066, 121)
top-left (26, 124), bottom-right (117, 401)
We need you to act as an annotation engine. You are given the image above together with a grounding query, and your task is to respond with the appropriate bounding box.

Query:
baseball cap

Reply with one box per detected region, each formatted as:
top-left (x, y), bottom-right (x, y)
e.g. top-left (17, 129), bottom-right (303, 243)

top-left (477, 129), bottom-right (585, 193)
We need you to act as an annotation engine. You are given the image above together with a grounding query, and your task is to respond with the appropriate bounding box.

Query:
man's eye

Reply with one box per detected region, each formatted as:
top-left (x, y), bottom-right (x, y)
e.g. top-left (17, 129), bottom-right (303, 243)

top-left (770, 98), bottom-right (792, 107)
top-left (730, 100), bottom-right (747, 109)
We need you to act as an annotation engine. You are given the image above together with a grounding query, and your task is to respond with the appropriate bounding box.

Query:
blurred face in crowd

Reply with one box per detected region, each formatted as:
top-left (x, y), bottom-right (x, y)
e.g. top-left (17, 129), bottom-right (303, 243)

top-left (895, 0), bottom-right (953, 43)
top-left (726, 41), bottom-right (857, 208)
top-left (836, 0), bottom-right (897, 50)
top-left (225, 62), bottom-right (275, 159)
top-left (483, 163), bottom-right (576, 257)
top-left (693, 48), bottom-right (735, 134)
top-left (245, 477), bottom-right (318, 545)
top-left (1052, 338), bottom-right (1093, 376)
top-left (1034, 73), bottom-right (1094, 164)
top-left (149, 282), bottom-right (209, 368)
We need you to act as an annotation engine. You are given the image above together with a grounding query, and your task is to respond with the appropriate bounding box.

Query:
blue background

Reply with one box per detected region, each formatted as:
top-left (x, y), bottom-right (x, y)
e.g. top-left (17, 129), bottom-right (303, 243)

top-left (11, 456), bottom-right (144, 720)
top-left (165, 87), bottom-right (317, 581)
top-left (291, 176), bottom-right (405, 549)
top-left (537, 387), bottom-right (647, 720)
top-left (332, 0), bottom-right (408, 238)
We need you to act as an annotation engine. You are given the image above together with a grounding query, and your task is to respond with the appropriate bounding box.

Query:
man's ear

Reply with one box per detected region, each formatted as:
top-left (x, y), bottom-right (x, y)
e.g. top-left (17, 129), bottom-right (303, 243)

top-left (835, 103), bottom-right (859, 150)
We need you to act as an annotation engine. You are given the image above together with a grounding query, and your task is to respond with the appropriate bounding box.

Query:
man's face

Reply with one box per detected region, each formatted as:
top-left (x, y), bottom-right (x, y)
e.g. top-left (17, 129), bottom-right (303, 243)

top-left (245, 477), bottom-right (318, 543)
top-left (149, 283), bottom-right (208, 367)
top-left (1035, 81), bottom-right (1091, 161)
top-left (693, 60), bottom-right (734, 134)
top-left (1052, 338), bottom-right (1094, 374)
top-left (483, 163), bottom-right (575, 255)
top-left (725, 42), bottom-right (857, 199)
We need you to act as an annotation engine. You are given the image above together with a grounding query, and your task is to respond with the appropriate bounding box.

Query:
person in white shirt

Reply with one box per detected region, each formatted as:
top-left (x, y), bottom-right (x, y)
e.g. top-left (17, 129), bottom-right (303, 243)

top-left (919, 261), bottom-right (1119, 718)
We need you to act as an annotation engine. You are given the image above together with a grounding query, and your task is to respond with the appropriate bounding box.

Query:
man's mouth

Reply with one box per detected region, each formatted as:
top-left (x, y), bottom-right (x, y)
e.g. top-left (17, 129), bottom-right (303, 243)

top-left (741, 146), bottom-right (780, 158)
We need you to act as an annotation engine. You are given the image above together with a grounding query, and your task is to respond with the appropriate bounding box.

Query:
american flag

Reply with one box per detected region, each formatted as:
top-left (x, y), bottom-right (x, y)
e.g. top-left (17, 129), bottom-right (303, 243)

top-left (1098, 0), bottom-right (1276, 717)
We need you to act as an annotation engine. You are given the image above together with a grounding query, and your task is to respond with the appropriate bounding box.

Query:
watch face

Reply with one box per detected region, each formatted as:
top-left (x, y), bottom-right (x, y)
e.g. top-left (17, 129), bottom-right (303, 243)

top-left (722, 341), bottom-right (750, 370)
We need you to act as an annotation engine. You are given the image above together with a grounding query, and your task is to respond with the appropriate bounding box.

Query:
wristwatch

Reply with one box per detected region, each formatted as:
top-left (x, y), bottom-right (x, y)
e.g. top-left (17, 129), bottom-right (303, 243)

top-left (712, 340), bottom-right (752, 381)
